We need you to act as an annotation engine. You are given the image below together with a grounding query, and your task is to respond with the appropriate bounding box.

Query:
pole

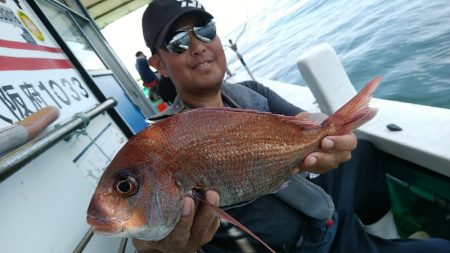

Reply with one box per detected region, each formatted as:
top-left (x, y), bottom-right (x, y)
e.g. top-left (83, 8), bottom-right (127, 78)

top-left (228, 39), bottom-right (256, 81)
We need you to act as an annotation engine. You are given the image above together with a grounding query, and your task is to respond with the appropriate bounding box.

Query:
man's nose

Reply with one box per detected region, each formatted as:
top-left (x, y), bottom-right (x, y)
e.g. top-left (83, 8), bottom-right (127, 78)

top-left (188, 32), bottom-right (207, 55)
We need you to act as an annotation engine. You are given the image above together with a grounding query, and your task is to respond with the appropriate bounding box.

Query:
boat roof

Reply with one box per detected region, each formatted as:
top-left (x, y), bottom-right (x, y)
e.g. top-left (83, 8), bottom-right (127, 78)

top-left (81, 0), bottom-right (150, 28)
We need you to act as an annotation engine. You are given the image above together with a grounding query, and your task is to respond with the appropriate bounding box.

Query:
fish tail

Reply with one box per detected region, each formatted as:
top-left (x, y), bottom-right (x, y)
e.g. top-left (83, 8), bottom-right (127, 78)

top-left (321, 76), bottom-right (381, 134)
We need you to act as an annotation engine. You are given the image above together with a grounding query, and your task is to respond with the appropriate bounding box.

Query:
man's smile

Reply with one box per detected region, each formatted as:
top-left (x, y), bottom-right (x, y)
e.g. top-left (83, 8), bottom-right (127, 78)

top-left (192, 60), bottom-right (213, 71)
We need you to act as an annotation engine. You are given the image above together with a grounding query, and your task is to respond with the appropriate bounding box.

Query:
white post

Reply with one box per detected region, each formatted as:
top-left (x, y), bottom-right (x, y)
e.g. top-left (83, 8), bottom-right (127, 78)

top-left (297, 43), bottom-right (356, 115)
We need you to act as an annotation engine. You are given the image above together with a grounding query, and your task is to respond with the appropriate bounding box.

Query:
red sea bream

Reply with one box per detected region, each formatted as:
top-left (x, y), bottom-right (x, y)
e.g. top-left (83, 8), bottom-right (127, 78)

top-left (87, 77), bottom-right (380, 246)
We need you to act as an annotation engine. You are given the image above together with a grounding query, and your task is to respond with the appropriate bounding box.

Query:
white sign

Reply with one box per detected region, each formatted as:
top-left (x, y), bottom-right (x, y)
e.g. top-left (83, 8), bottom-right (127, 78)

top-left (0, 0), bottom-right (98, 127)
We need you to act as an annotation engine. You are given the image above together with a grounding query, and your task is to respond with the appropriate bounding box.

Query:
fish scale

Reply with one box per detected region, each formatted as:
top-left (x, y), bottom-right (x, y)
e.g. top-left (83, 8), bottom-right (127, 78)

top-left (166, 115), bottom-right (326, 212)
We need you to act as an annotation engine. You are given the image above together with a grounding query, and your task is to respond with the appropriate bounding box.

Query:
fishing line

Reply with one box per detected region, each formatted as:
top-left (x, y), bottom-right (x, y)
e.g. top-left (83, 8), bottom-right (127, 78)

top-left (222, 8), bottom-right (248, 49)
top-left (222, 9), bottom-right (256, 81)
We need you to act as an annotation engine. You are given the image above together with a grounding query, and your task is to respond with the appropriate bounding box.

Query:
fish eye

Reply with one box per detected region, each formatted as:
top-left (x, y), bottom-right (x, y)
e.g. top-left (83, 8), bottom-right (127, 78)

top-left (114, 175), bottom-right (139, 197)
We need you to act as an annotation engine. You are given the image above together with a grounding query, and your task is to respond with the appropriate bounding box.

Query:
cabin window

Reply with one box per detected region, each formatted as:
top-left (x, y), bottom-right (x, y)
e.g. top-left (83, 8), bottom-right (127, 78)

top-left (52, 0), bottom-right (85, 15)
top-left (36, 0), bottom-right (107, 71)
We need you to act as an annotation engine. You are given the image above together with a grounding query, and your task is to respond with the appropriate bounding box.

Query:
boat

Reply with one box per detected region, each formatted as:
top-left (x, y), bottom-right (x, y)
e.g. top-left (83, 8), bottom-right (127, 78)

top-left (228, 43), bottom-right (450, 241)
top-left (0, 1), bottom-right (448, 252)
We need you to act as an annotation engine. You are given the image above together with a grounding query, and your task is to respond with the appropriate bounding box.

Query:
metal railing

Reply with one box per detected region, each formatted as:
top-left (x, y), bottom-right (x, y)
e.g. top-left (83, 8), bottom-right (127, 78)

top-left (0, 98), bottom-right (117, 183)
top-left (117, 238), bottom-right (129, 253)
top-left (0, 97), bottom-right (132, 252)
top-left (73, 229), bottom-right (94, 253)
top-left (73, 228), bottom-right (128, 253)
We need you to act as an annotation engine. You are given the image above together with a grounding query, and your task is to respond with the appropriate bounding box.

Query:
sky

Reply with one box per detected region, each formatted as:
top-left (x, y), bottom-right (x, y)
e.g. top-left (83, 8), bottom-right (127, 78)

top-left (102, 0), bottom-right (274, 79)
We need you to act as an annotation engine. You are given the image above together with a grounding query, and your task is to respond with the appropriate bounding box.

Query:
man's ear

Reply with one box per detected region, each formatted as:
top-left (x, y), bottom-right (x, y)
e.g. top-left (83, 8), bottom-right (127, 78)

top-left (149, 54), bottom-right (169, 77)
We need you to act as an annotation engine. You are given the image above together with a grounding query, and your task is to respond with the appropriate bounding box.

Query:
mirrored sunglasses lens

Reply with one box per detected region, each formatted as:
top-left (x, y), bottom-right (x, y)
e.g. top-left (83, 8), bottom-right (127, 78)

top-left (194, 22), bottom-right (216, 42)
top-left (166, 31), bottom-right (190, 54)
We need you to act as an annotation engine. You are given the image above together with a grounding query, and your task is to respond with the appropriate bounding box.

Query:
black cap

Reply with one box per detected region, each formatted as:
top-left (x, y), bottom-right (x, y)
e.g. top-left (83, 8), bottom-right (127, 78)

top-left (142, 0), bottom-right (213, 53)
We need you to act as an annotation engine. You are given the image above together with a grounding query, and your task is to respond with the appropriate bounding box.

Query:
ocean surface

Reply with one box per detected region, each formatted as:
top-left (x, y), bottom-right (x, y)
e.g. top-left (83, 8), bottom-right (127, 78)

top-left (223, 0), bottom-right (450, 109)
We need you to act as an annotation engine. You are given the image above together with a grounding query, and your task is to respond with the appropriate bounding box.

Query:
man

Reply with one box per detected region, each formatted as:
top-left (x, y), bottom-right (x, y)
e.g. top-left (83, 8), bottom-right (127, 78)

top-left (134, 1), bottom-right (450, 252)
top-left (157, 76), bottom-right (177, 104)
top-left (135, 51), bottom-right (160, 100)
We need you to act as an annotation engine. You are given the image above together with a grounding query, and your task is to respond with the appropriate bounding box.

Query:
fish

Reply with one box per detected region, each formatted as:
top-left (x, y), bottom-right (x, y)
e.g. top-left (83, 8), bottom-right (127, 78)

top-left (87, 77), bottom-right (381, 251)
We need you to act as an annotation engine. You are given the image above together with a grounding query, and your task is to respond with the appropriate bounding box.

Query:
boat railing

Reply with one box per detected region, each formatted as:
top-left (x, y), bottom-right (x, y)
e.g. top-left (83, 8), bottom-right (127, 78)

top-left (73, 228), bottom-right (128, 253)
top-left (0, 98), bottom-right (117, 183)
top-left (297, 43), bottom-right (450, 177)
top-left (73, 229), bottom-right (94, 253)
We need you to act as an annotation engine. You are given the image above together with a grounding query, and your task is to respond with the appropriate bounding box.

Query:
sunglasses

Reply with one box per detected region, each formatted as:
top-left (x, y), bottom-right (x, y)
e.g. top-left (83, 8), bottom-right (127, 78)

top-left (164, 21), bottom-right (217, 55)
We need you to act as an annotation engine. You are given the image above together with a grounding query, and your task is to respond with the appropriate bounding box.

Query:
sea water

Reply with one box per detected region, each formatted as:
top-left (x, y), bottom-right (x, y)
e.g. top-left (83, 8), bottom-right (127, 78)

top-left (224, 0), bottom-right (450, 109)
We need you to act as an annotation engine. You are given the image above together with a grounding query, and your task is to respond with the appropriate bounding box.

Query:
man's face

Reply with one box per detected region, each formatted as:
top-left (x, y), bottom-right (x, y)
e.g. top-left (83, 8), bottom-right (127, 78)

top-left (149, 15), bottom-right (227, 96)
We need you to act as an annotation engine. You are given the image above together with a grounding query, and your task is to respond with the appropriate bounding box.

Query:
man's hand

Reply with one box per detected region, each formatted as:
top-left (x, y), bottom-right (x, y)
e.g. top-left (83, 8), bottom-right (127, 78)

top-left (133, 191), bottom-right (220, 253)
top-left (301, 133), bottom-right (356, 173)
top-left (292, 112), bottom-right (357, 174)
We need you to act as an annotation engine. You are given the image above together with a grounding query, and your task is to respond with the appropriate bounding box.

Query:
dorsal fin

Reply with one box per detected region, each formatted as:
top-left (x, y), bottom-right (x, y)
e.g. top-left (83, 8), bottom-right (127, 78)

top-left (190, 107), bottom-right (321, 130)
top-left (191, 107), bottom-right (280, 116)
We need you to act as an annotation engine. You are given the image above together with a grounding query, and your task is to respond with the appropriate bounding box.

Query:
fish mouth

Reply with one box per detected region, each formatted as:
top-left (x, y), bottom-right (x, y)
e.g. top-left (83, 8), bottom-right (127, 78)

top-left (91, 227), bottom-right (121, 236)
top-left (87, 213), bottom-right (122, 235)
top-left (87, 214), bottom-right (175, 241)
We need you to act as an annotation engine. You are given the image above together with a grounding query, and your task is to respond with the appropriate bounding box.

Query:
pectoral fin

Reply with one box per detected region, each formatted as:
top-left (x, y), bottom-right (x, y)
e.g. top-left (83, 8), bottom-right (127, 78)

top-left (192, 195), bottom-right (276, 253)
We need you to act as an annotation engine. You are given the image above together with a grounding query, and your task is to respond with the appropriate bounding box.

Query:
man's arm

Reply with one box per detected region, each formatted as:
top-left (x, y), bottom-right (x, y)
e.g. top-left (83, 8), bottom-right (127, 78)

top-left (239, 81), bottom-right (304, 116)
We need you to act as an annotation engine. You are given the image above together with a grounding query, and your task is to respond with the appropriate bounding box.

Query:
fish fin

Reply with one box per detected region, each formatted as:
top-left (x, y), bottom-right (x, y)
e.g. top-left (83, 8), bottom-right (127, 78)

top-left (321, 76), bottom-right (381, 134)
top-left (193, 105), bottom-right (321, 130)
top-left (193, 196), bottom-right (276, 253)
top-left (221, 199), bottom-right (257, 210)
top-left (195, 107), bottom-right (312, 123)
top-left (193, 107), bottom-right (272, 115)
top-left (283, 118), bottom-right (321, 130)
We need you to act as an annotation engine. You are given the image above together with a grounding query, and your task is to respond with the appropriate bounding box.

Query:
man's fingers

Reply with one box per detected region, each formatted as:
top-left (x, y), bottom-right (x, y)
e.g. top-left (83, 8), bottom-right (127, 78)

top-left (182, 196), bottom-right (194, 216)
top-left (323, 132), bottom-right (357, 151)
top-left (303, 155), bottom-right (318, 167)
top-left (135, 194), bottom-right (220, 253)
top-left (302, 150), bottom-right (351, 174)
top-left (132, 238), bottom-right (157, 252)
top-left (163, 197), bottom-right (195, 247)
top-left (190, 191), bottom-right (220, 245)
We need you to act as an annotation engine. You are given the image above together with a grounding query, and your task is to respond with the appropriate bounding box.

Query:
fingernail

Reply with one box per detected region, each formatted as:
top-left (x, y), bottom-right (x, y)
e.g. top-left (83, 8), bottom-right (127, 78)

top-left (215, 195), bottom-right (220, 206)
top-left (306, 156), bottom-right (317, 167)
top-left (323, 138), bottom-right (334, 149)
top-left (182, 198), bottom-right (192, 216)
